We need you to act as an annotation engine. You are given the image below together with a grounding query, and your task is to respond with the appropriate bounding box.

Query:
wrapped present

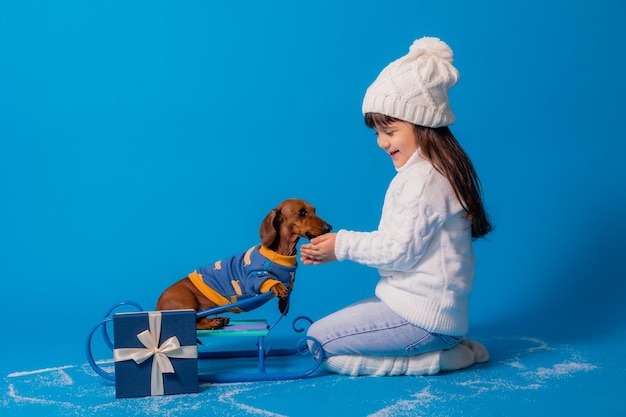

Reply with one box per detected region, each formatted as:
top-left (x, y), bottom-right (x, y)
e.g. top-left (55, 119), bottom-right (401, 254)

top-left (113, 309), bottom-right (198, 398)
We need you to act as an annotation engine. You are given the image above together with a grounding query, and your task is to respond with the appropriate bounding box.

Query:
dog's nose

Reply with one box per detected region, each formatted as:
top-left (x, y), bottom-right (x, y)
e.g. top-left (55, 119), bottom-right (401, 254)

top-left (323, 223), bottom-right (332, 233)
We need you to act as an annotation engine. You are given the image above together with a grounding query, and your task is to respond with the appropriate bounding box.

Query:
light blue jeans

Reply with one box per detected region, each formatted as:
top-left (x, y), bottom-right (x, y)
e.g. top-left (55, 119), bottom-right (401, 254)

top-left (307, 297), bottom-right (460, 359)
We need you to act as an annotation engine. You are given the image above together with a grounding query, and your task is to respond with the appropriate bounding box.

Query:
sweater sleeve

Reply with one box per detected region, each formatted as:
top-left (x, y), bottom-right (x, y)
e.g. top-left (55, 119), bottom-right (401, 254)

top-left (335, 166), bottom-right (456, 271)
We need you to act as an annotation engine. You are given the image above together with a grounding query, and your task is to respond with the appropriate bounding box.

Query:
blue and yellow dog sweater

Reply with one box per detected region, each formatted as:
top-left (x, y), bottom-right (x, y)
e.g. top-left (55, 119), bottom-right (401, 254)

top-left (187, 245), bottom-right (296, 312)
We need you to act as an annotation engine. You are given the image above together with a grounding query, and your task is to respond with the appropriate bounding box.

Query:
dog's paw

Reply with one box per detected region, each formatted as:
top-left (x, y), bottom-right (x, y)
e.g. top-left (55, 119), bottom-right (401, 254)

top-left (197, 316), bottom-right (230, 330)
top-left (215, 317), bottom-right (231, 327)
top-left (272, 283), bottom-right (289, 299)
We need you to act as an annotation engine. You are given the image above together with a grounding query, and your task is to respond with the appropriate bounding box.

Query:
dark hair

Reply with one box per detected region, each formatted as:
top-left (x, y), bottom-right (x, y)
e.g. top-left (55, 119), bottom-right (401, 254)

top-left (365, 113), bottom-right (492, 239)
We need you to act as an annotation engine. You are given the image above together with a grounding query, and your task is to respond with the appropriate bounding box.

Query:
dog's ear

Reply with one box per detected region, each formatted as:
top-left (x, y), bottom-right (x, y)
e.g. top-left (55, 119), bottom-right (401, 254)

top-left (260, 208), bottom-right (279, 248)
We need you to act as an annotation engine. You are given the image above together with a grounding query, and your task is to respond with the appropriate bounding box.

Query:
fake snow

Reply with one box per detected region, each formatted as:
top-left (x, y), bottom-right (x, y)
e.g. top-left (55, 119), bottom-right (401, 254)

top-left (1, 337), bottom-right (599, 417)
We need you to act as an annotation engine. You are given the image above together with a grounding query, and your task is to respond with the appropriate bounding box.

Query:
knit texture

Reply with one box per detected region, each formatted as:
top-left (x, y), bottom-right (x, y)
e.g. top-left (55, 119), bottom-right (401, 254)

top-left (334, 151), bottom-right (475, 335)
top-left (320, 339), bottom-right (489, 376)
top-left (189, 245), bottom-right (296, 308)
top-left (362, 37), bottom-right (459, 128)
top-left (323, 351), bottom-right (441, 377)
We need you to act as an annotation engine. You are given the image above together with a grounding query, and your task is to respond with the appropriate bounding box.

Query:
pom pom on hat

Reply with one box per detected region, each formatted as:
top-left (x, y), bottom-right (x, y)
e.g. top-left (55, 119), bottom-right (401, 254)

top-left (408, 37), bottom-right (454, 61)
top-left (362, 36), bottom-right (460, 128)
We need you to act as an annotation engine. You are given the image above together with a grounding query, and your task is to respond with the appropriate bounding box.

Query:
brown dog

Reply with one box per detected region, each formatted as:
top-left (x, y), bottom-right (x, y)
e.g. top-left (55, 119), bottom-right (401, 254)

top-left (156, 198), bottom-right (332, 330)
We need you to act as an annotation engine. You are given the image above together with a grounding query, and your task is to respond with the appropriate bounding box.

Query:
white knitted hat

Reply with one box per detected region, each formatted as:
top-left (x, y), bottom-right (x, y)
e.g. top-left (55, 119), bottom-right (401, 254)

top-left (362, 37), bottom-right (459, 128)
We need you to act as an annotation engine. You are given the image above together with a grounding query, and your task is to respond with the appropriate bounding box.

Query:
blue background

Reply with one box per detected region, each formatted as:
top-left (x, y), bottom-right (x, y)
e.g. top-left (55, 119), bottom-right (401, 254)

top-left (1, 1), bottom-right (625, 415)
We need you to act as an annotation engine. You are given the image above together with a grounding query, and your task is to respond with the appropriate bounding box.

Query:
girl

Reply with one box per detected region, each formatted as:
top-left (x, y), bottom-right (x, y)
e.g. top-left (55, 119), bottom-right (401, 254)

top-left (300, 37), bottom-right (492, 376)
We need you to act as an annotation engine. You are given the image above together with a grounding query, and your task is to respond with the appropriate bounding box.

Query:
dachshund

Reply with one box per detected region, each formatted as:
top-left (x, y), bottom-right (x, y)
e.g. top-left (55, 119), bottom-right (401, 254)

top-left (156, 198), bottom-right (332, 330)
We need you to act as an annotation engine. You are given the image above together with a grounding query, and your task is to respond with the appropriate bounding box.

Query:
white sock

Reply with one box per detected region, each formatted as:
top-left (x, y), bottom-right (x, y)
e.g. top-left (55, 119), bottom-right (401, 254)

top-left (322, 350), bottom-right (441, 377)
top-left (461, 338), bottom-right (490, 363)
top-left (440, 338), bottom-right (489, 372)
top-left (322, 339), bottom-right (489, 376)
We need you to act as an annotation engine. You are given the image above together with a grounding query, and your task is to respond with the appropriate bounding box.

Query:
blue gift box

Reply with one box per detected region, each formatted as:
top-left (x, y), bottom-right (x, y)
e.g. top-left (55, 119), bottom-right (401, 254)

top-left (113, 309), bottom-right (198, 398)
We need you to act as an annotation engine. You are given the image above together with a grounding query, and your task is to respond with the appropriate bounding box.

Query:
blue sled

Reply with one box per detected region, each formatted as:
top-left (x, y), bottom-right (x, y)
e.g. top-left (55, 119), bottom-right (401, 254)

top-left (86, 292), bottom-right (323, 385)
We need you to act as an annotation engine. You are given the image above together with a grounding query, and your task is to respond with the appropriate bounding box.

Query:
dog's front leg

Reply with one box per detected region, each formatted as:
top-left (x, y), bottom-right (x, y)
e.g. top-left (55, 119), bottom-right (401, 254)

top-left (271, 282), bottom-right (290, 315)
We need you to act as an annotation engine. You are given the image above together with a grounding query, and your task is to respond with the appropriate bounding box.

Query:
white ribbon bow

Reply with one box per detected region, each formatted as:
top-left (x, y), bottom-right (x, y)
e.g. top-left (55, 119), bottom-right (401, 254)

top-left (114, 312), bottom-right (197, 396)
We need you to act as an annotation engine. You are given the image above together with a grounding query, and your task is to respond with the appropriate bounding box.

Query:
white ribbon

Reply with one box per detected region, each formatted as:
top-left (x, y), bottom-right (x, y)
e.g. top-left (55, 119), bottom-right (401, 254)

top-left (114, 312), bottom-right (197, 396)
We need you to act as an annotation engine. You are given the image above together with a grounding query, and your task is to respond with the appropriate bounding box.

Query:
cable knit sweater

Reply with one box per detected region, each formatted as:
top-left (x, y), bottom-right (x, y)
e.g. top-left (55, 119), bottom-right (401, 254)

top-left (334, 151), bottom-right (475, 336)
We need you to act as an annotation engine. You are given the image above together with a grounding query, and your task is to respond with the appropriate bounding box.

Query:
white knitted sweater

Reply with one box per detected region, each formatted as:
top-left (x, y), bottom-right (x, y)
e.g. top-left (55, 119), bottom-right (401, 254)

top-left (334, 151), bottom-right (475, 335)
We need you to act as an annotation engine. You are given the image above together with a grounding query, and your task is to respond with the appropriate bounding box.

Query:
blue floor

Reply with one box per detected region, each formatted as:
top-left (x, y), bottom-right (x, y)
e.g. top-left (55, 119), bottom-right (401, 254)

top-left (2, 316), bottom-right (624, 417)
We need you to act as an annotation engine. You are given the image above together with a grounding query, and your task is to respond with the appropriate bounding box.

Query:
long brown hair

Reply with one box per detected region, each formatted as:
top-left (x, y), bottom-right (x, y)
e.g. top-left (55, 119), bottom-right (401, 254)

top-left (365, 113), bottom-right (492, 239)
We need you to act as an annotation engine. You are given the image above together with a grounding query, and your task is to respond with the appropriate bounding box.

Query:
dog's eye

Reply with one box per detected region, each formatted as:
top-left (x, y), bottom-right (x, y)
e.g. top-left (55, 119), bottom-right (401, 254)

top-left (298, 209), bottom-right (307, 217)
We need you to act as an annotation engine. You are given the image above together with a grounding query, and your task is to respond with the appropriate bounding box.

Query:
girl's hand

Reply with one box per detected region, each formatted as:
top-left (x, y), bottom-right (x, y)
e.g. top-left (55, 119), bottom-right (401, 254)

top-left (300, 233), bottom-right (337, 265)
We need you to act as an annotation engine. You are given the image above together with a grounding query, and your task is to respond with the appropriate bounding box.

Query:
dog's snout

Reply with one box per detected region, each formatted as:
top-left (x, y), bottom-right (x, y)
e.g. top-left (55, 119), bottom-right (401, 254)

top-left (322, 223), bottom-right (332, 234)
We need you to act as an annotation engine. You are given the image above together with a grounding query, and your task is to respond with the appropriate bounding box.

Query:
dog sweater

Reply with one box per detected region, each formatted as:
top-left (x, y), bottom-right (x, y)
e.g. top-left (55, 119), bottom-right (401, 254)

top-left (334, 150), bottom-right (475, 336)
top-left (187, 245), bottom-right (296, 311)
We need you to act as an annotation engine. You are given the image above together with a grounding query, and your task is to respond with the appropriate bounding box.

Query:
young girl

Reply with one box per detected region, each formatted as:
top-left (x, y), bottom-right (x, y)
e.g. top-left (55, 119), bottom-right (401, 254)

top-left (300, 37), bottom-right (492, 376)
